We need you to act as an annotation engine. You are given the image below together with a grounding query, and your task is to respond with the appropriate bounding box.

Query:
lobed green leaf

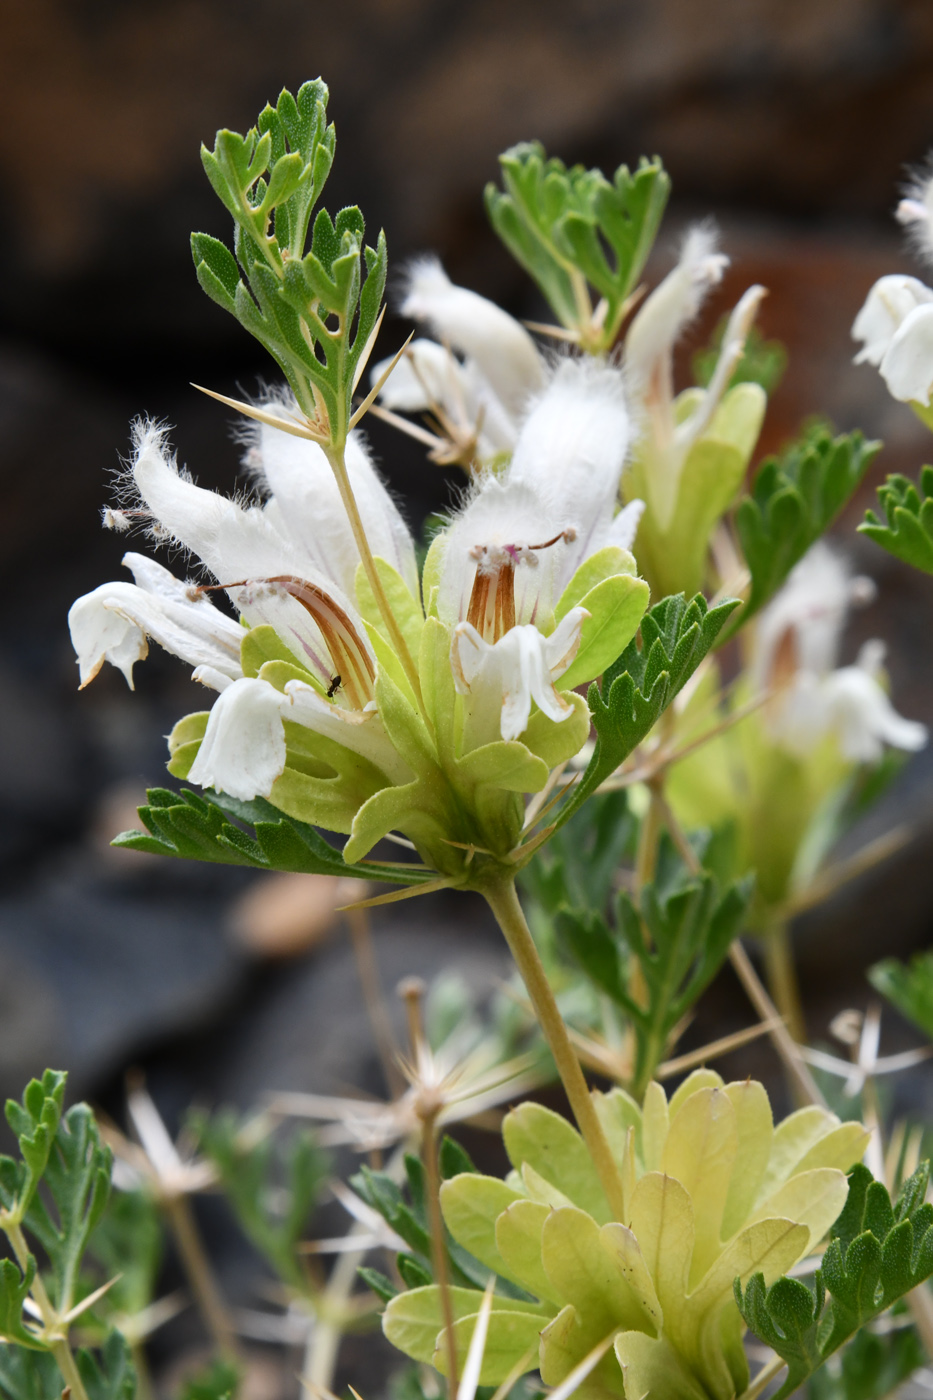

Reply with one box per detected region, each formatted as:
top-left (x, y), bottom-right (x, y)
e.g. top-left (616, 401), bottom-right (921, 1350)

top-left (859, 465), bottom-right (933, 573)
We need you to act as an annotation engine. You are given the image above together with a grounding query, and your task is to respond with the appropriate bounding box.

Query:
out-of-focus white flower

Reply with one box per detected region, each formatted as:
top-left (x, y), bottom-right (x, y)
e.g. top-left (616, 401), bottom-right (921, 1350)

top-left (852, 163), bottom-right (933, 405)
top-left (623, 226), bottom-right (766, 534)
top-left (372, 258), bottom-right (545, 463)
top-left (755, 545), bottom-right (926, 762)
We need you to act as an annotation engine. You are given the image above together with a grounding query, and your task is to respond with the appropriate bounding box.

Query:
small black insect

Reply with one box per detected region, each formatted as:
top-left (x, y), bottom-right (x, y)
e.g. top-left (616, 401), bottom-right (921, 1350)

top-left (326, 674), bottom-right (342, 698)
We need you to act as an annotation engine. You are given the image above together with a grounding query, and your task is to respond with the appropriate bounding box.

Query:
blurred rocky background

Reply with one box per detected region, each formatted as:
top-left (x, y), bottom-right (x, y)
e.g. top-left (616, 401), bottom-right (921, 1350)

top-left (4, 0), bottom-right (933, 1382)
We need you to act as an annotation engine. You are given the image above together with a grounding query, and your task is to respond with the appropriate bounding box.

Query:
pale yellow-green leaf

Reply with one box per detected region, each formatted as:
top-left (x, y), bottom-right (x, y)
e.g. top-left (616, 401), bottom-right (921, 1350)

top-left (667, 1069), bottom-right (724, 1118)
top-left (720, 1080), bottom-right (773, 1240)
top-left (614, 1331), bottom-right (709, 1400)
top-left (382, 1285), bottom-right (542, 1368)
top-left (539, 1304), bottom-right (622, 1399)
top-left (434, 1310), bottom-right (546, 1385)
top-left (504, 1103), bottom-right (610, 1223)
top-left (558, 573), bottom-right (651, 690)
top-left (419, 616), bottom-right (458, 756)
top-left (641, 1082), bottom-right (670, 1173)
top-left (374, 670), bottom-right (437, 776)
top-left (258, 658), bottom-right (320, 694)
top-left (456, 739), bottom-right (549, 793)
top-left (364, 621), bottom-right (418, 710)
top-left (749, 1168), bottom-right (848, 1248)
top-left (554, 546), bottom-right (639, 621)
top-left (355, 555), bottom-right (424, 658)
top-left (421, 533), bottom-right (446, 617)
top-left (687, 1217), bottom-right (809, 1319)
top-left (792, 1121), bottom-right (871, 1177)
top-left (628, 1173), bottom-right (694, 1326)
top-left (541, 1208), bottom-right (660, 1340)
top-left (706, 381), bottom-right (767, 461)
top-left (440, 1175), bottom-right (524, 1282)
top-left (592, 1087), bottom-right (643, 1167)
top-left (755, 1106), bottom-right (841, 1204)
top-left (520, 1163), bottom-right (578, 1211)
top-left (167, 712), bottom-right (209, 777)
top-left (521, 691), bottom-right (590, 769)
top-left (240, 624), bottom-right (316, 682)
top-left (344, 777), bottom-right (446, 866)
top-left (599, 1223), bottom-right (664, 1333)
top-left (662, 1088), bottom-right (738, 1287)
top-left (496, 1200), bottom-right (562, 1305)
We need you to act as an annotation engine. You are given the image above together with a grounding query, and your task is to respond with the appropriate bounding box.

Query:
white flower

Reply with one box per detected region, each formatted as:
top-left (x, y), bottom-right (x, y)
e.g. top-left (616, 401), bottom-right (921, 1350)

top-left (72, 362), bottom-right (645, 816)
top-left (755, 545), bottom-right (926, 762)
top-left (431, 359), bottom-right (640, 743)
top-left (896, 161), bottom-right (933, 265)
top-left (68, 551), bottom-right (244, 690)
top-left (851, 275), bottom-right (933, 367)
top-left (372, 258), bottom-right (545, 460)
top-left (623, 226), bottom-right (766, 530)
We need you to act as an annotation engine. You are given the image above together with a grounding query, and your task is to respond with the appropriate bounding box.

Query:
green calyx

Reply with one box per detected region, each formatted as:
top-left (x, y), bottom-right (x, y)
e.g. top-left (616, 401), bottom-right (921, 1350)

top-left (626, 382), bottom-right (766, 601)
top-left (382, 1072), bottom-right (868, 1399)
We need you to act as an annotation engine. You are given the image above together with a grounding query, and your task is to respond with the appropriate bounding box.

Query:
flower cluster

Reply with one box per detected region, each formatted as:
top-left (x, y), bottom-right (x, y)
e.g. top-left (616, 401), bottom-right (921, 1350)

top-left (383, 1069), bottom-right (868, 1399)
top-left (69, 361), bottom-right (649, 878)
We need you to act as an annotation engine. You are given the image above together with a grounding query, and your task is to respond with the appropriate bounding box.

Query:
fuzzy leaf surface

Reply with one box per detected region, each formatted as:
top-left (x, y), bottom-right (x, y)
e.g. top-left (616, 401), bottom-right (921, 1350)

top-left (859, 465), bottom-right (933, 573)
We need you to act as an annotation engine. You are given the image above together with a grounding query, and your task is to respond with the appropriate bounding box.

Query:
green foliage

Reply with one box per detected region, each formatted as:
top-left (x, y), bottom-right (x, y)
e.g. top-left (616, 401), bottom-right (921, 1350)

top-left (0, 1347), bottom-right (61, 1400)
top-left (692, 319), bottom-right (787, 396)
top-left (352, 1145), bottom-right (517, 1299)
top-left (522, 790), bottom-right (637, 919)
top-left (859, 465), bottom-right (933, 573)
top-left (75, 1334), bottom-right (136, 1400)
top-left (807, 1322), bottom-right (925, 1400)
top-left (193, 1110), bottom-right (326, 1291)
top-left (192, 80), bottom-right (386, 447)
top-left (111, 786), bottom-right (434, 885)
top-left (21, 1106), bottom-right (112, 1316)
top-left (868, 949), bottom-right (933, 1041)
top-left (554, 837), bottom-right (752, 1093)
top-left (485, 142), bottom-right (669, 350)
top-left (736, 1162), bottom-right (933, 1400)
top-left (552, 593), bottom-right (739, 832)
top-left (0, 1260), bottom-right (43, 1350)
top-left (2, 1073), bottom-right (67, 1224)
top-left (733, 423), bottom-right (880, 626)
top-left (88, 1190), bottom-right (163, 1322)
top-left (179, 1359), bottom-right (240, 1400)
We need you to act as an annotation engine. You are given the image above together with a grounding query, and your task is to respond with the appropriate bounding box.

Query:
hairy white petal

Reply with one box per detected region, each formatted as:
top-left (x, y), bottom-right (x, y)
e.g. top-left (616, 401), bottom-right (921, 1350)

top-left (251, 412), bottom-right (418, 598)
top-left (879, 303), bottom-right (933, 404)
top-left (606, 499), bottom-right (646, 553)
top-left (625, 225), bottom-right (728, 385)
top-left (897, 162), bottom-right (933, 265)
top-left (188, 677), bottom-right (291, 800)
top-left (822, 663), bottom-right (928, 762)
top-left (132, 422), bottom-right (310, 581)
top-left (68, 572), bottom-right (243, 690)
top-left (402, 257), bottom-right (543, 416)
top-left (852, 275), bottom-right (933, 366)
top-left (450, 611), bottom-right (586, 743)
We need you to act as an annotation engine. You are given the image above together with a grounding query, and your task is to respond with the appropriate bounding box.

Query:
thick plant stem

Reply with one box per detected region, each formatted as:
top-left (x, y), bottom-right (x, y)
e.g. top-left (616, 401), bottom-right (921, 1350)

top-left (163, 1195), bottom-right (238, 1359)
top-left (324, 444), bottom-right (426, 714)
top-left (482, 876), bottom-right (627, 1222)
top-left (762, 921), bottom-right (806, 1044)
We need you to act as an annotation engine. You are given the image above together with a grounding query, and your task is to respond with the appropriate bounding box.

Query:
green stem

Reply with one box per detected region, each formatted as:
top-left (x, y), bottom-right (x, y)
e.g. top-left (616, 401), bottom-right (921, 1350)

top-left (482, 875), bottom-right (627, 1222)
top-left (323, 443), bottom-right (426, 717)
top-left (762, 921), bottom-right (806, 1044)
top-left (4, 1221), bottom-right (91, 1400)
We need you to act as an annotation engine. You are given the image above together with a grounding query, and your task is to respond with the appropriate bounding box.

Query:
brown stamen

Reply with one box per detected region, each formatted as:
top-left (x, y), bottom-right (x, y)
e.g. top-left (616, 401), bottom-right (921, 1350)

top-left (464, 529), bottom-right (575, 644)
top-left (198, 576), bottom-right (375, 709)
